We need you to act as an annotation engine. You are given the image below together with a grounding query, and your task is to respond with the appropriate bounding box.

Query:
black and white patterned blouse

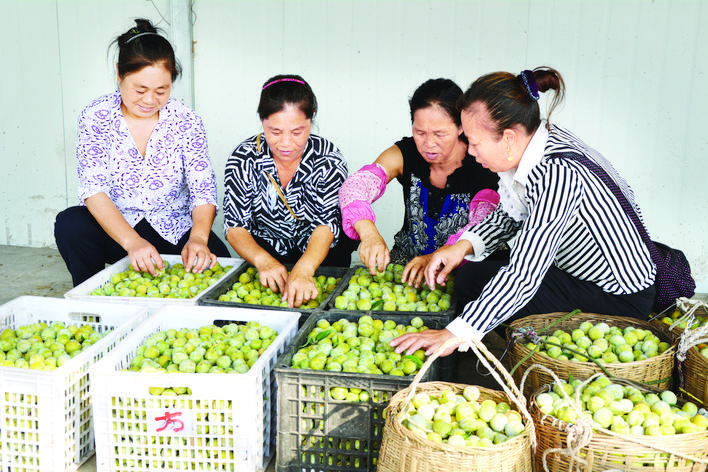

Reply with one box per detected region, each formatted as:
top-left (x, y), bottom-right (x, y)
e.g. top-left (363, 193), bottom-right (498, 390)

top-left (448, 123), bottom-right (655, 340)
top-left (223, 133), bottom-right (348, 256)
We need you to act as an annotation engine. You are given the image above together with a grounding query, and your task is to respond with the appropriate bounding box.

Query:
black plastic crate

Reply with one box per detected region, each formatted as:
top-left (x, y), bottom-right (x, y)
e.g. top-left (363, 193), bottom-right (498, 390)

top-left (323, 265), bottom-right (457, 319)
top-left (199, 262), bottom-right (352, 314)
top-left (275, 311), bottom-right (452, 472)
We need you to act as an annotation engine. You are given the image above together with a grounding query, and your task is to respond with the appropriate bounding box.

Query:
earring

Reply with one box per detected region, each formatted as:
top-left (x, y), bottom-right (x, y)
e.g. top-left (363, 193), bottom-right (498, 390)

top-left (507, 146), bottom-right (513, 161)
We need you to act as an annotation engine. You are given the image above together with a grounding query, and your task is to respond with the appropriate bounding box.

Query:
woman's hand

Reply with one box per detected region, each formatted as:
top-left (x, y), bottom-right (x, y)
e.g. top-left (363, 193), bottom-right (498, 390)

top-left (282, 266), bottom-right (319, 308)
top-left (181, 236), bottom-right (217, 273)
top-left (255, 258), bottom-right (288, 295)
top-left (124, 237), bottom-right (164, 276)
top-left (389, 328), bottom-right (460, 357)
top-left (84, 192), bottom-right (164, 276)
top-left (183, 205), bottom-right (219, 273)
top-left (401, 254), bottom-right (432, 288)
top-left (281, 225), bottom-right (332, 307)
top-left (354, 220), bottom-right (390, 275)
top-left (424, 240), bottom-right (473, 290)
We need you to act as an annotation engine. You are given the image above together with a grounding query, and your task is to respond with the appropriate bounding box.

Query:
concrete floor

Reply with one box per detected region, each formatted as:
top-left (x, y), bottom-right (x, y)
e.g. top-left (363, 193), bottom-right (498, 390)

top-left (0, 245), bottom-right (74, 305)
top-left (0, 244), bottom-right (506, 472)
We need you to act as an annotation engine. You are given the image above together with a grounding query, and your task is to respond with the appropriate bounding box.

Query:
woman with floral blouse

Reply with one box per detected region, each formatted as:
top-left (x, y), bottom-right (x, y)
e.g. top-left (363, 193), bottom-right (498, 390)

top-left (54, 19), bottom-right (229, 286)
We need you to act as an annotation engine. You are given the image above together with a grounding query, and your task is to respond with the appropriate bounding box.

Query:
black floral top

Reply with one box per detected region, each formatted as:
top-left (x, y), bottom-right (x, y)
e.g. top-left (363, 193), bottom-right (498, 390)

top-left (392, 137), bottom-right (499, 258)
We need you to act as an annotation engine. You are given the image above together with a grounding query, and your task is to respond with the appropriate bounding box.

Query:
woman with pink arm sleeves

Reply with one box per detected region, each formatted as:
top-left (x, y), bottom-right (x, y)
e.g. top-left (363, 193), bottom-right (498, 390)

top-left (339, 78), bottom-right (499, 286)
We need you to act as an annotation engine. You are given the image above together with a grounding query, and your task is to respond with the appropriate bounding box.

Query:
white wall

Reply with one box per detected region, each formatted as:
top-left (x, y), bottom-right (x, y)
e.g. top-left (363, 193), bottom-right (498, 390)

top-left (1, 0), bottom-right (707, 291)
top-left (0, 0), bottom-right (171, 243)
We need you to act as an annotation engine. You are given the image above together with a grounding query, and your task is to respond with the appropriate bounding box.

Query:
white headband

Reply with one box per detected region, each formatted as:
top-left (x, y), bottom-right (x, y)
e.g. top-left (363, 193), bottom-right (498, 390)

top-left (126, 32), bottom-right (161, 44)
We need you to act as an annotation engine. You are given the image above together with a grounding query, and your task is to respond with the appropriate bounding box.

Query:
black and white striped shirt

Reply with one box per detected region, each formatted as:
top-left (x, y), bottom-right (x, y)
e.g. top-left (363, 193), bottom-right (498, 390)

top-left (223, 133), bottom-right (348, 256)
top-left (448, 124), bottom-right (655, 339)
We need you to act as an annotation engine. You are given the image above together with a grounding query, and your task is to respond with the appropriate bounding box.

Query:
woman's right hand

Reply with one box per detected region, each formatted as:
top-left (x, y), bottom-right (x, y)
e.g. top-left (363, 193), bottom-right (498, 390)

top-left (424, 240), bottom-right (473, 290)
top-left (255, 257), bottom-right (288, 295)
top-left (124, 237), bottom-right (164, 276)
top-left (355, 220), bottom-right (390, 275)
top-left (85, 192), bottom-right (165, 276)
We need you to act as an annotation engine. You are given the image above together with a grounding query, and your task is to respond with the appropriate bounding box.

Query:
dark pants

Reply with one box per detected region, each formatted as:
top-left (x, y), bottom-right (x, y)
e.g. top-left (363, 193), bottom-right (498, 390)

top-left (455, 256), bottom-right (656, 337)
top-left (252, 233), bottom-right (358, 268)
top-left (54, 206), bottom-right (231, 286)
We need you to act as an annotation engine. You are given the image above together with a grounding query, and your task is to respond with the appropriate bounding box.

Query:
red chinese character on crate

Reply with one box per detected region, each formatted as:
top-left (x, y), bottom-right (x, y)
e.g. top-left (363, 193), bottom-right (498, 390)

top-left (154, 411), bottom-right (184, 432)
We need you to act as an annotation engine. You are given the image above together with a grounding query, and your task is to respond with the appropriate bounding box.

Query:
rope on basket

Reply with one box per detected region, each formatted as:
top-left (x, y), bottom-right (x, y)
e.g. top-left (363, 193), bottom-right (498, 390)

top-left (520, 365), bottom-right (708, 469)
top-left (675, 300), bottom-right (708, 389)
top-left (669, 297), bottom-right (708, 332)
top-left (520, 364), bottom-right (594, 472)
top-left (465, 336), bottom-right (538, 454)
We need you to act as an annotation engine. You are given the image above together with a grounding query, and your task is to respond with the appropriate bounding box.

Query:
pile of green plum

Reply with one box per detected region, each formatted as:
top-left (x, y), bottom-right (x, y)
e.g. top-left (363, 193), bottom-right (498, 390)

top-left (90, 260), bottom-right (232, 299)
top-left (697, 345), bottom-right (708, 359)
top-left (399, 385), bottom-right (526, 447)
top-left (217, 267), bottom-right (341, 309)
top-left (127, 321), bottom-right (278, 387)
top-left (657, 309), bottom-right (708, 359)
top-left (526, 322), bottom-right (671, 363)
top-left (659, 308), bottom-right (708, 331)
top-left (291, 315), bottom-right (428, 377)
top-left (536, 375), bottom-right (708, 436)
top-left (333, 265), bottom-right (454, 312)
top-left (0, 321), bottom-right (106, 370)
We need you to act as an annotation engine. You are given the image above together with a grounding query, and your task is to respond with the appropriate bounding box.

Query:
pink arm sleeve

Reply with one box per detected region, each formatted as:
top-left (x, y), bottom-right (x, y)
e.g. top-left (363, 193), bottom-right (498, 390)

top-left (446, 189), bottom-right (500, 246)
top-left (339, 164), bottom-right (389, 240)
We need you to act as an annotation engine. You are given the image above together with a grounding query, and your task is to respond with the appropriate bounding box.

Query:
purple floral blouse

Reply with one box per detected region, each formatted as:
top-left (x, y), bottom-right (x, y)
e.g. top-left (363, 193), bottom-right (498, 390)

top-left (76, 91), bottom-right (219, 245)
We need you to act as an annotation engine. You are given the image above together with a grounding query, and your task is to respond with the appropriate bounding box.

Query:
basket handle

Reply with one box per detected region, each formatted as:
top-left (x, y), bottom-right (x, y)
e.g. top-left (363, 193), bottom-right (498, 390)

top-left (401, 336), bottom-right (461, 404)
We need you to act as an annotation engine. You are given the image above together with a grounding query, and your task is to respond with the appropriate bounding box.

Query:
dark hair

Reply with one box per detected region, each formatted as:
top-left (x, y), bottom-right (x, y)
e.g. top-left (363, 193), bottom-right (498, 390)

top-left (409, 78), bottom-right (464, 128)
top-left (458, 66), bottom-right (565, 136)
top-left (257, 74), bottom-right (317, 121)
top-left (114, 18), bottom-right (181, 82)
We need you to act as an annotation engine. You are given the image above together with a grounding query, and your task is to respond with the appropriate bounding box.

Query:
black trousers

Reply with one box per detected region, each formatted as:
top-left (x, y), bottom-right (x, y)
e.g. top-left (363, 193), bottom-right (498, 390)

top-left (251, 233), bottom-right (358, 268)
top-left (54, 206), bottom-right (231, 286)
top-left (454, 256), bottom-right (656, 337)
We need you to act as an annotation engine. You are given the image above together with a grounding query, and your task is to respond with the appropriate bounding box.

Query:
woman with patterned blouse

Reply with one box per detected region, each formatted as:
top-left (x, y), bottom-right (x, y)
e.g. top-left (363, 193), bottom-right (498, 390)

top-left (339, 78), bottom-right (499, 285)
top-left (223, 75), bottom-right (350, 308)
top-left (54, 19), bottom-right (229, 286)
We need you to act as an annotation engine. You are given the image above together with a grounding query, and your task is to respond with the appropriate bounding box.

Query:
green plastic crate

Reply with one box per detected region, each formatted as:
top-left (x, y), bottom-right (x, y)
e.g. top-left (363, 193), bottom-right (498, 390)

top-left (275, 311), bottom-right (452, 472)
top-left (199, 262), bottom-right (350, 317)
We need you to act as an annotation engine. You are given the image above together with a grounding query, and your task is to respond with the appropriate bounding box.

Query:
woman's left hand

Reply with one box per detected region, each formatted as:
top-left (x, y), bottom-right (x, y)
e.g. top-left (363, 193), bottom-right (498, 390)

top-left (282, 267), bottom-right (319, 308)
top-left (401, 254), bottom-right (433, 288)
top-left (181, 237), bottom-right (217, 273)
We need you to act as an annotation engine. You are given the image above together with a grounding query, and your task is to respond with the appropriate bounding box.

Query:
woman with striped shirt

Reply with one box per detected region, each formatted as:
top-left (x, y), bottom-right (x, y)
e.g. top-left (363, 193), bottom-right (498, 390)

top-left (391, 67), bottom-right (656, 357)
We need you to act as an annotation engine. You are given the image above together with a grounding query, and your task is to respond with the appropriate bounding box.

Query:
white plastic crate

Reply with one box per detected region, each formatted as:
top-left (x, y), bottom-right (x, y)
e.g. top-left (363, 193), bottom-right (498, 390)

top-left (90, 305), bottom-right (300, 472)
top-left (0, 296), bottom-right (149, 472)
top-left (64, 255), bottom-right (242, 309)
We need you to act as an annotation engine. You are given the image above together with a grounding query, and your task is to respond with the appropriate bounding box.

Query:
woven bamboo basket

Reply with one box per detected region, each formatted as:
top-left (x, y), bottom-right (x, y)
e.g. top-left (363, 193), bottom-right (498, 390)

top-left (675, 317), bottom-right (708, 409)
top-left (507, 312), bottom-right (676, 397)
top-left (530, 378), bottom-right (708, 472)
top-left (659, 299), bottom-right (708, 407)
top-left (377, 337), bottom-right (534, 472)
top-left (683, 346), bottom-right (708, 408)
